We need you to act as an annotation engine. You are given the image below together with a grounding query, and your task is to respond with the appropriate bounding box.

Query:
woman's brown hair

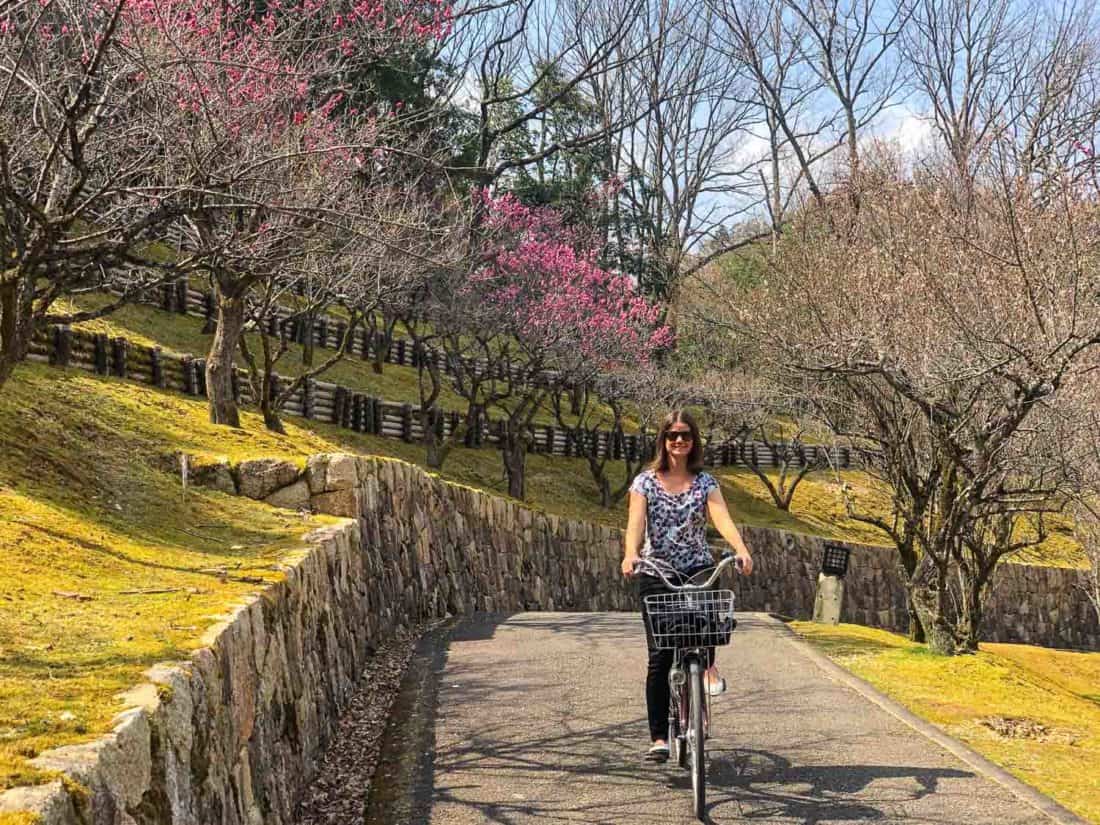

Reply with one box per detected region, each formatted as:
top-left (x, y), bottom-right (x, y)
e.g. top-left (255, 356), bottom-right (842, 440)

top-left (648, 409), bottom-right (704, 474)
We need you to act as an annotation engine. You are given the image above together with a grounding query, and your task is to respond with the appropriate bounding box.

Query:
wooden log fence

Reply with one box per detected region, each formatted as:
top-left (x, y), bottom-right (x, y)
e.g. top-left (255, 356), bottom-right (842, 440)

top-left (25, 324), bottom-right (867, 469)
top-left (107, 277), bottom-right (567, 390)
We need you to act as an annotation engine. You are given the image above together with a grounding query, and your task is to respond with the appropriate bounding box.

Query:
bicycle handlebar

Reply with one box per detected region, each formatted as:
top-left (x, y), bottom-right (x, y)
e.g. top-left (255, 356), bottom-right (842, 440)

top-left (633, 551), bottom-right (742, 592)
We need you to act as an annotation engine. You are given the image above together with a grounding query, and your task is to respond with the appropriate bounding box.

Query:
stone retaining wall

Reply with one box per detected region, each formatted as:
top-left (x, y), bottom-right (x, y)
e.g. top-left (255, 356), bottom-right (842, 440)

top-left (5, 452), bottom-right (1095, 825)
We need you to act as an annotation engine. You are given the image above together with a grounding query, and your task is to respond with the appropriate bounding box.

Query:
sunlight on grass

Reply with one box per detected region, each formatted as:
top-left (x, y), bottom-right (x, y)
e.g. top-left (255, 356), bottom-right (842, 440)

top-left (0, 365), bottom-right (352, 790)
top-left (792, 622), bottom-right (1100, 823)
top-left (64, 294), bottom-right (636, 431)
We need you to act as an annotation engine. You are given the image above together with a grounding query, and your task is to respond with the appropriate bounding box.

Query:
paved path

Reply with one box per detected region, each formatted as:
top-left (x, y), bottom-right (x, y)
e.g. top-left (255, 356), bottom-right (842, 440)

top-left (368, 613), bottom-right (1038, 825)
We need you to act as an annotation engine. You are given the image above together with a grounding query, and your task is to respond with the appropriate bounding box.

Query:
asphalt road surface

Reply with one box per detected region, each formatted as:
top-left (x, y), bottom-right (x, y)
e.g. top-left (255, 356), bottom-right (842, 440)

top-left (366, 612), bottom-right (1040, 825)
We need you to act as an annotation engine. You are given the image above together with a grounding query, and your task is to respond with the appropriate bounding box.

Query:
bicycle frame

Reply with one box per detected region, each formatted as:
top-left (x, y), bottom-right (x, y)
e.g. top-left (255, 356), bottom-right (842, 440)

top-left (635, 552), bottom-right (740, 820)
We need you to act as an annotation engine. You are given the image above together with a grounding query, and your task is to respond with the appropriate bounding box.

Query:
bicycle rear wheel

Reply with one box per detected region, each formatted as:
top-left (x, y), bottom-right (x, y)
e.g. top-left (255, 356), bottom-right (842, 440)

top-left (689, 660), bottom-right (706, 819)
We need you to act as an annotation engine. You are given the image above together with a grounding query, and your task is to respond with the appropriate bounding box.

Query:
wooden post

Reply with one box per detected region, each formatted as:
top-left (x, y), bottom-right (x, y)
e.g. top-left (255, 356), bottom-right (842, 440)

top-left (302, 377), bottom-right (314, 419)
top-left (396, 339), bottom-right (407, 365)
top-left (194, 359), bottom-right (207, 396)
top-left (112, 338), bottom-right (129, 378)
top-left (363, 397), bottom-right (375, 433)
top-left (182, 356), bottom-right (196, 395)
top-left (175, 277), bottom-right (189, 314)
top-left (230, 368), bottom-right (241, 403)
top-left (93, 334), bottom-right (109, 375)
top-left (350, 394), bottom-right (362, 431)
top-left (52, 326), bottom-right (73, 368)
top-left (201, 292), bottom-right (216, 334)
top-left (401, 403), bottom-right (413, 441)
top-left (333, 386), bottom-right (346, 425)
top-left (372, 398), bottom-right (384, 434)
top-left (161, 281), bottom-right (175, 312)
top-left (151, 347), bottom-right (164, 388)
top-left (362, 328), bottom-right (374, 360)
top-left (317, 316), bottom-right (328, 350)
top-left (545, 425), bottom-right (555, 455)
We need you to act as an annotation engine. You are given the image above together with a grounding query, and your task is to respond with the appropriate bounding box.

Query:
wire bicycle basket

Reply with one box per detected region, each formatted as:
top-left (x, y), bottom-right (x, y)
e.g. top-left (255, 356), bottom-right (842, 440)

top-left (644, 590), bottom-right (737, 650)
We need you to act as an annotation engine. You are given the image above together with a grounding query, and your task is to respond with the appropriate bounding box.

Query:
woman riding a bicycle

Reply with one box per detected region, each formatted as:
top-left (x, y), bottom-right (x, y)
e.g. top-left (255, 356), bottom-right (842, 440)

top-left (622, 409), bottom-right (754, 763)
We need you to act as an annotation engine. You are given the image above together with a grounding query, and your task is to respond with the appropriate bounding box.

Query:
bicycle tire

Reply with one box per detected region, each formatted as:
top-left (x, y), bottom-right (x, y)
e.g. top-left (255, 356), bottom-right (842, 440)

top-left (689, 660), bottom-right (706, 819)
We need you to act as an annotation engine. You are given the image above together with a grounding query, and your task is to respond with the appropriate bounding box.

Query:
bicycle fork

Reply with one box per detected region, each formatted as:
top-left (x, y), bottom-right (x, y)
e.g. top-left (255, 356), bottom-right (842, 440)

top-left (668, 650), bottom-right (708, 763)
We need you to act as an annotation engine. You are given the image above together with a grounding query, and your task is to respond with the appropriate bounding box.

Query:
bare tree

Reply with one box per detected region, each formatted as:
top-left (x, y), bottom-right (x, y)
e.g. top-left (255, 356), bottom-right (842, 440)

top-left (710, 0), bottom-right (840, 232)
top-left (1067, 384), bottom-right (1100, 626)
top-left (0, 0), bottom-right (189, 390)
top-left (720, 146), bottom-right (1100, 654)
top-left (783, 0), bottom-right (914, 186)
top-left (902, 0), bottom-right (1024, 186)
top-left (592, 1), bottom-right (761, 299)
top-left (697, 370), bottom-right (830, 511)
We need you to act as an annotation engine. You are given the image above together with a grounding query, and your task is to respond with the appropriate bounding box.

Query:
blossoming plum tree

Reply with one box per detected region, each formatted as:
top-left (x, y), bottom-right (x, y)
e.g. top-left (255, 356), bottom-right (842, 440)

top-left (468, 190), bottom-right (672, 498)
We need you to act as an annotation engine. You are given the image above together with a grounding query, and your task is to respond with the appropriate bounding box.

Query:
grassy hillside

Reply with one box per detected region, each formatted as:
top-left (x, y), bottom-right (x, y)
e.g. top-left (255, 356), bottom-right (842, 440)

top-left (792, 622), bottom-right (1100, 823)
top-left (0, 362), bottom-right (883, 794)
top-left (0, 353), bottom-right (1090, 805)
top-left (65, 293), bottom-right (634, 432)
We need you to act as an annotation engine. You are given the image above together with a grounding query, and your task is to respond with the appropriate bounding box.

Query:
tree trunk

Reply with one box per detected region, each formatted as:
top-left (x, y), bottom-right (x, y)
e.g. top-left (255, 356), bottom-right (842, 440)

top-left (906, 600), bottom-right (926, 644)
top-left (262, 404), bottom-right (286, 434)
top-left (569, 383), bottom-right (585, 416)
top-left (206, 289), bottom-right (245, 427)
top-left (258, 369), bottom-right (285, 434)
top-left (502, 421), bottom-right (528, 500)
top-left (959, 575), bottom-right (988, 653)
top-left (371, 332), bottom-right (388, 374)
top-left (897, 545), bottom-right (926, 643)
top-left (421, 407), bottom-right (450, 470)
top-left (909, 556), bottom-right (955, 654)
top-left (911, 586), bottom-right (956, 655)
top-left (301, 314), bottom-right (315, 368)
top-left (0, 278), bottom-right (28, 391)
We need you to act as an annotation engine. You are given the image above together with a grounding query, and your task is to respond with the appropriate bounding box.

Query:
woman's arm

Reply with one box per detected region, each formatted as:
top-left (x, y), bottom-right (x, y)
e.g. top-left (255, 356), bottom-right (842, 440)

top-left (622, 491), bottom-right (647, 577)
top-left (707, 487), bottom-right (754, 575)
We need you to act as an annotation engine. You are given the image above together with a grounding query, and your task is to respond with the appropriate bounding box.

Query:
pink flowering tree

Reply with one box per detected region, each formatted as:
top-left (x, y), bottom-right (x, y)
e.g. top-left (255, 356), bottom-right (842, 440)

top-left (0, 0), bottom-right (450, 417)
top-left (468, 191), bottom-right (672, 499)
top-left (0, 0), bottom-right (196, 390)
top-left (122, 0), bottom-right (451, 426)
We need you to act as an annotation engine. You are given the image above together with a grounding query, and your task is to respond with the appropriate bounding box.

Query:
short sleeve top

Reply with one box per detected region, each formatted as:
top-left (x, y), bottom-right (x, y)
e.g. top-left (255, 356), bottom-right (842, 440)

top-left (629, 470), bottom-right (719, 572)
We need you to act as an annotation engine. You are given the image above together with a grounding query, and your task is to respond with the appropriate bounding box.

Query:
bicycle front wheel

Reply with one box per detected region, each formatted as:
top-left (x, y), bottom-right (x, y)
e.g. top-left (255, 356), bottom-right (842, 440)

top-left (689, 660), bottom-right (706, 819)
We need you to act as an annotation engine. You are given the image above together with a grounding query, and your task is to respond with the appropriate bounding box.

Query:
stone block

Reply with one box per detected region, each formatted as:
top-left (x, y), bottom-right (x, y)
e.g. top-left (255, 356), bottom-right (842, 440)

top-left (191, 458), bottom-right (237, 495)
top-left (325, 453), bottom-right (361, 491)
top-left (265, 479), bottom-right (312, 512)
top-left (0, 780), bottom-right (79, 825)
top-left (312, 488), bottom-right (362, 518)
top-left (238, 458), bottom-right (300, 500)
top-left (305, 454), bottom-right (330, 494)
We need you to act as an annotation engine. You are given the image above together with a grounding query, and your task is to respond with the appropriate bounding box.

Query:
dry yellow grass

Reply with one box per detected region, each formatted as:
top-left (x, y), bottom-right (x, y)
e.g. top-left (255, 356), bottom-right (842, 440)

top-left (792, 622), bottom-right (1100, 823)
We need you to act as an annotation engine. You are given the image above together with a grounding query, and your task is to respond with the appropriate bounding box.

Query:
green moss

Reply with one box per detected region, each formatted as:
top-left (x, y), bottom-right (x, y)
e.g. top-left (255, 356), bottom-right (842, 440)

top-left (0, 364), bottom-right (359, 790)
top-left (59, 776), bottom-right (90, 808)
top-left (63, 294), bottom-right (634, 431)
top-left (155, 684), bottom-right (174, 704)
top-left (0, 813), bottom-right (43, 825)
top-left (792, 622), bottom-right (1100, 823)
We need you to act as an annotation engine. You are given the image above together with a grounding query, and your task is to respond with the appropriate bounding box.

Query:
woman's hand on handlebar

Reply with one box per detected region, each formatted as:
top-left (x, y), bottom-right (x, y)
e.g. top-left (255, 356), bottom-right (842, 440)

top-left (621, 553), bottom-right (639, 578)
top-left (736, 552), bottom-right (753, 575)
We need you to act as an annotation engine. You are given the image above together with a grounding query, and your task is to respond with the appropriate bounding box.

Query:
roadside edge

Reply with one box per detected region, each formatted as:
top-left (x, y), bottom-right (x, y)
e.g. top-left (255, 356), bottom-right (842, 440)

top-left (765, 614), bottom-right (1090, 825)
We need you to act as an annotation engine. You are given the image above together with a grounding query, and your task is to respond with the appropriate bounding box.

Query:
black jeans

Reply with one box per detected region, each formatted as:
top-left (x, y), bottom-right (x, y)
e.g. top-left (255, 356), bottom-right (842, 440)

top-left (638, 567), bottom-right (716, 742)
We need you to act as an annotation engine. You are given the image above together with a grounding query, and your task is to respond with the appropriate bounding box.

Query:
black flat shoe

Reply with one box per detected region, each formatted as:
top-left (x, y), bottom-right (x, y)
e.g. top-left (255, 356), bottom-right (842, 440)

top-left (644, 743), bottom-right (670, 762)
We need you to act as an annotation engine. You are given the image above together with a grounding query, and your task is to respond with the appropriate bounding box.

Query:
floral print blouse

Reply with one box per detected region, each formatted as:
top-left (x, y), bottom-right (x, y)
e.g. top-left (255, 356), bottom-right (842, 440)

top-left (630, 469), bottom-right (719, 572)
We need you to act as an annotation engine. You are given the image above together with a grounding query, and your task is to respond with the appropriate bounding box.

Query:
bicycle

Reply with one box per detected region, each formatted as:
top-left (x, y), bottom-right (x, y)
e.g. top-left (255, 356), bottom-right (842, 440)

top-left (635, 551), bottom-right (741, 821)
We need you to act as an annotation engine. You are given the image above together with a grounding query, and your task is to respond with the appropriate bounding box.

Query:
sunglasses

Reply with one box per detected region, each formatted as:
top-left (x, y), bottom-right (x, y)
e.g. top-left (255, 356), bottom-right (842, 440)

top-left (664, 431), bottom-right (693, 443)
